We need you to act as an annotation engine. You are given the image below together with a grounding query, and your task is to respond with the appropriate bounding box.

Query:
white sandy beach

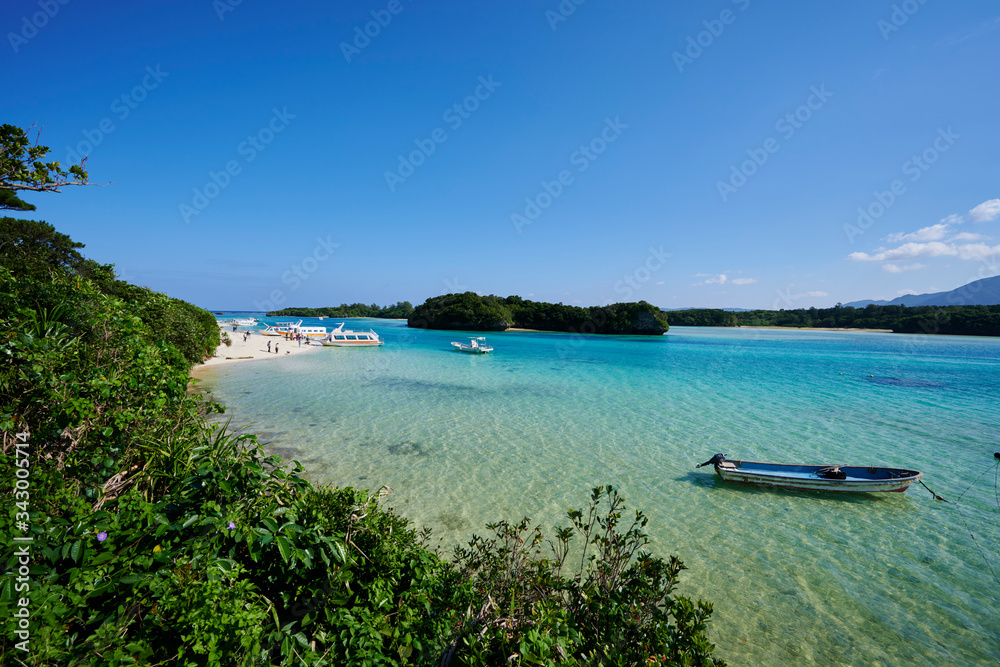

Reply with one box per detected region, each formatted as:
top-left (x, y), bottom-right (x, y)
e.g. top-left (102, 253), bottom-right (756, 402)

top-left (193, 328), bottom-right (322, 373)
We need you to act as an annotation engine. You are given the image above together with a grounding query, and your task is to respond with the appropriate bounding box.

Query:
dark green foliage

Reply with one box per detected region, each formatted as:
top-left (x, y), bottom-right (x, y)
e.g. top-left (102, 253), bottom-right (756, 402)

top-left (0, 217), bottom-right (99, 281)
top-left (663, 309), bottom-right (738, 327)
top-left (268, 301), bottom-right (414, 319)
top-left (666, 304), bottom-right (1000, 336)
top-left (0, 123), bottom-right (89, 203)
top-left (408, 293), bottom-right (514, 331)
top-left (409, 293), bottom-right (670, 335)
top-left (0, 218), bottom-right (219, 365)
top-left (450, 486), bottom-right (723, 666)
top-left (0, 188), bottom-right (34, 211)
top-left (98, 279), bottom-right (220, 366)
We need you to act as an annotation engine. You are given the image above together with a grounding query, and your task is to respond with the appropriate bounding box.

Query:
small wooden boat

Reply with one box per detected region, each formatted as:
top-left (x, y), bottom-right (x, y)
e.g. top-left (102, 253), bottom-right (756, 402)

top-left (451, 337), bottom-right (493, 354)
top-left (696, 454), bottom-right (922, 493)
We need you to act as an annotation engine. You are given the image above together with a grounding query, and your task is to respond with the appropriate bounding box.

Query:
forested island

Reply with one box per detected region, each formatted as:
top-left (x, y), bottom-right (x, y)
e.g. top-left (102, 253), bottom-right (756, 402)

top-left (407, 292), bottom-right (670, 334)
top-left (268, 301), bottom-right (414, 319)
top-left (667, 304), bottom-right (1000, 336)
top-left (0, 125), bottom-right (720, 665)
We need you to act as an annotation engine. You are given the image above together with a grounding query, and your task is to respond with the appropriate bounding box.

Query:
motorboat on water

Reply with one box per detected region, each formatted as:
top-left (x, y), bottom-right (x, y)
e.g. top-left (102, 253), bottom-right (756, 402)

top-left (451, 337), bottom-right (493, 354)
top-left (696, 454), bottom-right (923, 493)
top-left (320, 323), bottom-right (383, 347)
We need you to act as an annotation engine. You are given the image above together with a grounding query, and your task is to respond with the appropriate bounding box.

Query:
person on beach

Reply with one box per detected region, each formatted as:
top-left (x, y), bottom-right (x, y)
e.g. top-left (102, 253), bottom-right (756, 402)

top-left (275, 343), bottom-right (279, 354)
top-left (267, 340), bottom-right (271, 353)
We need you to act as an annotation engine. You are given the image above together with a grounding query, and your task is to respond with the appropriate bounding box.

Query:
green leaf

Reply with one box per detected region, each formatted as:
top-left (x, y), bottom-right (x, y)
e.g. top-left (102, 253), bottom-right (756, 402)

top-left (275, 535), bottom-right (291, 563)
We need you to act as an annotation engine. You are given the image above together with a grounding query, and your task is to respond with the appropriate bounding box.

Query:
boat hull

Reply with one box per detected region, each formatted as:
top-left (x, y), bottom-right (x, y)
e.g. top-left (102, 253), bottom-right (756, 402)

top-left (319, 340), bottom-right (383, 347)
top-left (712, 460), bottom-right (922, 493)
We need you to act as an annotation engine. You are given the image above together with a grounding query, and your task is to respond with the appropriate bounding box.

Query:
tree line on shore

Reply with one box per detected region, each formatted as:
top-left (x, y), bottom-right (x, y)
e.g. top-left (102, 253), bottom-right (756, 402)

top-left (665, 304), bottom-right (1000, 336)
top-left (268, 302), bottom-right (414, 319)
top-left (407, 292), bottom-right (670, 334)
top-left (0, 124), bottom-right (721, 665)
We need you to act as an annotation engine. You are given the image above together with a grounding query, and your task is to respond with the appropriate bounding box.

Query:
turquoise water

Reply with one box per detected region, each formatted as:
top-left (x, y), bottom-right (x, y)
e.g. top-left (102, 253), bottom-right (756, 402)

top-left (198, 320), bottom-right (1000, 665)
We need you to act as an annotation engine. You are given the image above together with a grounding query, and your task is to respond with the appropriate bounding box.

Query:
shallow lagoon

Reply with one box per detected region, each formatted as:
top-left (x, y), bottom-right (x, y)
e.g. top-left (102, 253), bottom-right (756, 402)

top-left (199, 321), bottom-right (1000, 665)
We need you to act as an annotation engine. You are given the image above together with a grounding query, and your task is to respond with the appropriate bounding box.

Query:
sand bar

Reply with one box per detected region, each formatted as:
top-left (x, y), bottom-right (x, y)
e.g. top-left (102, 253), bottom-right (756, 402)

top-left (191, 328), bottom-right (322, 377)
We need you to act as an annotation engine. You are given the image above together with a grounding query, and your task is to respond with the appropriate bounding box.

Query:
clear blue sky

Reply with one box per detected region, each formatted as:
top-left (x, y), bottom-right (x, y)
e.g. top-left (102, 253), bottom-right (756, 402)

top-left (4, 0), bottom-right (999, 310)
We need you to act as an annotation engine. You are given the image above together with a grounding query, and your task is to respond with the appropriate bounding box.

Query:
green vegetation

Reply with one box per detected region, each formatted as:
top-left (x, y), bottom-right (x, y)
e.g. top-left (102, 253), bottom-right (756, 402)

top-left (268, 302), bottom-right (414, 319)
top-left (0, 125), bottom-right (718, 665)
top-left (0, 123), bottom-right (90, 212)
top-left (666, 304), bottom-right (1000, 336)
top-left (409, 293), bottom-right (670, 335)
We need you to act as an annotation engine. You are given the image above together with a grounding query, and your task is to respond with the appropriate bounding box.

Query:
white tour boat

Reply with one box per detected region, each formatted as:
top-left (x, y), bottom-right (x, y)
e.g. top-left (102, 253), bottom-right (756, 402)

top-left (290, 324), bottom-right (329, 338)
top-left (451, 337), bottom-right (493, 354)
top-left (320, 323), bottom-right (384, 347)
top-left (220, 316), bottom-right (258, 327)
top-left (260, 320), bottom-right (302, 336)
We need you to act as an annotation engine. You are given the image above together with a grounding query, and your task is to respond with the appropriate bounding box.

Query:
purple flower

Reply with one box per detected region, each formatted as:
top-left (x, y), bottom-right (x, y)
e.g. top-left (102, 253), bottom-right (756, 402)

top-left (96, 532), bottom-right (108, 542)
top-left (227, 521), bottom-right (236, 530)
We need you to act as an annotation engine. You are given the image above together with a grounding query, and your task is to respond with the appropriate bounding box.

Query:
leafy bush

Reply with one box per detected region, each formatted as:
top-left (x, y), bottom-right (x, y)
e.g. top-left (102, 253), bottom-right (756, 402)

top-left (449, 486), bottom-right (723, 666)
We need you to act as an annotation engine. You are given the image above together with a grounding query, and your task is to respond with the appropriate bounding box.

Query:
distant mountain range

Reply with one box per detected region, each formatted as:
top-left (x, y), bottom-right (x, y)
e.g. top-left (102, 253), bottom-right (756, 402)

top-left (844, 275), bottom-right (1000, 308)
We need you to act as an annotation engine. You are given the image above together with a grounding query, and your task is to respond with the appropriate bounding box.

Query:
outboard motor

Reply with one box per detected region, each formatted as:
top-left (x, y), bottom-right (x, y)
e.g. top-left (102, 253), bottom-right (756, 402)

top-left (697, 453), bottom-right (727, 469)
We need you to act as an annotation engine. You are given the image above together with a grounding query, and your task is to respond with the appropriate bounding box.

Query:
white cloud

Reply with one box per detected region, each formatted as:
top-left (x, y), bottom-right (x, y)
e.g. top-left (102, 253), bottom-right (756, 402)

top-left (805, 291), bottom-right (827, 297)
top-left (969, 198), bottom-right (1000, 223)
top-left (950, 232), bottom-right (985, 242)
top-left (882, 262), bottom-right (927, 273)
top-left (692, 273), bottom-right (727, 286)
top-left (886, 223), bottom-right (950, 243)
top-left (731, 277), bottom-right (757, 285)
top-left (654, 280), bottom-right (665, 285)
top-left (848, 242), bottom-right (957, 262)
top-left (957, 243), bottom-right (1000, 261)
top-left (940, 213), bottom-right (964, 225)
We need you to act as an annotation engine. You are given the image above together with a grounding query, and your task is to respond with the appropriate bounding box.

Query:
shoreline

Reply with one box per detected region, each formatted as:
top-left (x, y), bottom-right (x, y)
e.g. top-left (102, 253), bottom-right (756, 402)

top-left (735, 325), bottom-right (893, 333)
top-left (191, 328), bottom-right (322, 378)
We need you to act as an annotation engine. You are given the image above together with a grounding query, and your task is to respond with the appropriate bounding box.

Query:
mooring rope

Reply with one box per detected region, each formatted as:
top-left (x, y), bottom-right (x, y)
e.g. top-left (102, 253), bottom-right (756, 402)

top-left (919, 480), bottom-right (946, 502)
top-left (953, 453), bottom-right (1000, 588)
